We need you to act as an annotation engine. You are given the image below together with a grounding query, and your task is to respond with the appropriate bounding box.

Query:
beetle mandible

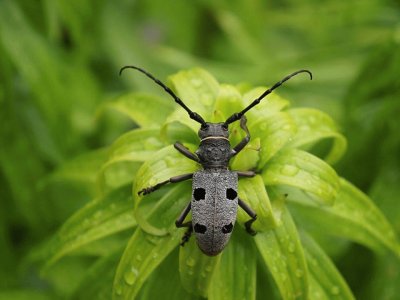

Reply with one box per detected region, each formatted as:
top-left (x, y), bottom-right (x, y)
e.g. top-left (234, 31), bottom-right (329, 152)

top-left (120, 66), bottom-right (312, 256)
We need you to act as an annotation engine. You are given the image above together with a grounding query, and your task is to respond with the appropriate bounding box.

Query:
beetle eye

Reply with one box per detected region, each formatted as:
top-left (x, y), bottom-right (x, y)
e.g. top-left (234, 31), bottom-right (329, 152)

top-left (222, 124), bottom-right (228, 131)
top-left (200, 124), bottom-right (209, 130)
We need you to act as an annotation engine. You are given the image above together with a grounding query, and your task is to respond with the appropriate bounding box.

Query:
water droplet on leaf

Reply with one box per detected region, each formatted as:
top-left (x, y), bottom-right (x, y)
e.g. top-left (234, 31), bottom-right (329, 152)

top-left (295, 269), bottom-right (303, 278)
top-left (124, 267), bottom-right (139, 285)
top-left (308, 116), bottom-right (316, 124)
top-left (186, 257), bottom-right (196, 267)
top-left (282, 124), bottom-right (292, 130)
top-left (146, 235), bottom-right (161, 245)
top-left (200, 94), bottom-right (213, 106)
top-left (94, 210), bottom-right (103, 219)
top-left (281, 165), bottom-right (299, 176)
top-left (191, 78), bottom-right (202, 87)
top-left (330, 286), bottom-right (340, 295)
top-left (114, 283), bottom-right (123, 295)
top-left (165, 157), bottom-right (175, 168)
top-left (299, 124), bottom-right (310, 131)
top-left (288, 242), bottom-right (295, 253)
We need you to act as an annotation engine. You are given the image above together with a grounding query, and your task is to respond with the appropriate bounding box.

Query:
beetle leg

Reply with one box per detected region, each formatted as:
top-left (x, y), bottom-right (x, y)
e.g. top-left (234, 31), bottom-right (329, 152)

top-left (175, 202), bottom-right (193, 246)
top-left (236, 170), bottom-right (256, 178)
top-left (138, 173), bottom-right (193, 195)
top-left (230, 116), bottom-right (250, 157)
top-left (238, 198), bottom-right (257, 236)
top-left (175, 202), bottom-right (191, 226)
top-left (174, 142), bottom-right (199, 162)
top-left (178, 222), bottom-right (193, 246)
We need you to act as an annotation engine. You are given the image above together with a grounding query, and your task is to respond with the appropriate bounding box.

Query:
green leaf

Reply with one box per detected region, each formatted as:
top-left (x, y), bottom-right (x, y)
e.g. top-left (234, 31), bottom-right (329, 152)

top-left (237, 176), bottom-right (277, 231)
top-left (301, 233), bottom-right (355, 300)
top-left (369, 162), bottom-right (400, 231)
top-left (169, 68), bottom-right (220, 118)
top-left (209, 228), bottom-right (257, 300)
top-left (164, 108), bottom-right (200, 136)
top-left (287, 108), bottom-right (347, 165)
top-left (230, 137), bottom-right (260, 171)
top-left (113, 228), bottom-right (180, 300)
top-left (290, 178), bottom-right (400, 256)
top-left (250, 112), bottom-right (297, 168)
top-left (101, 93), bottom-right (175, 127)
top-left (99, 128), bottom-right (165, 190)
top-left (0, 0), bottom-right (99, 145)
top-left (216, 10), bottom-right (264, 62)
top-left (65, 230), bottom-right (131, 258)
top-left (107, 128), bottom-right (165, 163)
top-left (255, 199), bottom-right (308, 300)
top-left (262, 149), bottom-right (340, 206)
top-left (72, 251), bottom-right (122, 300)
top-left (45, 186), bottom-right (136, 267)
top-left (365, 254), bottom-right (400, 300)
top-left (139, 249), bottom-right (200, 300)
top-left (100, 161), bottom-right (140, 192)
top-left (160, 121), bottom-right (199, 145)
top-left (0, 291), bottom-right (50, 300)
top-left (133, 145), bottom-right (198, 210)
top-left (179, 237), bottom-right (221, 297)
top-left (165, 68), bottom-right (220, 132)
top-left (135, 182), bottom-right (192, 236)
top-left (212, 84), bottom-right (244, 122)
top-left (242, 87), bottom-right (290, 122)
top-left (48, 148), bottom-right (107, 183)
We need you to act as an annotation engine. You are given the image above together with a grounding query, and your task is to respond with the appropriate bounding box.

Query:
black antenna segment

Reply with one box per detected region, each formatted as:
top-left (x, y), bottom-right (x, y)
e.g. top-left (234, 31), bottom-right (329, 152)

top-left (224, 69), bottom-right (312, 125)
top-left (120, 65), bottom-right (206, 125)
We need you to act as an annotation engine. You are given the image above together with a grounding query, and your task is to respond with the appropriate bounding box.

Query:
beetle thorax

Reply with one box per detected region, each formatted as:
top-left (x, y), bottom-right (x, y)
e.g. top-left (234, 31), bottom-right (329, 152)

top-left (196, 139), bottom-right (231, 169)
top-left (196, 122), bottom-right (231, 169)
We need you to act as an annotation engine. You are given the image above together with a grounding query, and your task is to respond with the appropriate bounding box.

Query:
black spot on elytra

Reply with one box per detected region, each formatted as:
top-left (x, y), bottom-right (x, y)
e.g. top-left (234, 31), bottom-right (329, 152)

top-left (194, 223), bottom-right (207, 234)
top-left (193, 188), bottom-right (206, 201)
top-left (226, 188), bottom-right (237, 200)
top-left (222, 223), bottom-right (233, 234)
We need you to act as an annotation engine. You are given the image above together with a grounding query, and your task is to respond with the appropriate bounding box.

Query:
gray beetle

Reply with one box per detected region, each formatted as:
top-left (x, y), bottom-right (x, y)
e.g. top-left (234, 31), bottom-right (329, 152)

top-left (120, 66), bottom-right (312, 256)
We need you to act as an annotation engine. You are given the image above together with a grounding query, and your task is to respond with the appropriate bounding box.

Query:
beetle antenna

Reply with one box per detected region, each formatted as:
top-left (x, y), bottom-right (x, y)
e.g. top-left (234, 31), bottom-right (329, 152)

top-left (224, 69), bottom-right (312, 125)
top-left (120, 65), bottom-right (207, 125)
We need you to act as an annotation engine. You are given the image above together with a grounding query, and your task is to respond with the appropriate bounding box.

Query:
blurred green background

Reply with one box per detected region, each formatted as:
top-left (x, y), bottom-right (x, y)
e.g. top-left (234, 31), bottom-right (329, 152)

top-left (0, 0), bottom-right (399, 299)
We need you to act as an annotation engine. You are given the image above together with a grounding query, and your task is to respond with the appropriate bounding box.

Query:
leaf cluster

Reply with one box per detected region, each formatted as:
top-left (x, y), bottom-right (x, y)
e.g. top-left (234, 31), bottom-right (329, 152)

top-left (44, 69), bottom-right (399, 299)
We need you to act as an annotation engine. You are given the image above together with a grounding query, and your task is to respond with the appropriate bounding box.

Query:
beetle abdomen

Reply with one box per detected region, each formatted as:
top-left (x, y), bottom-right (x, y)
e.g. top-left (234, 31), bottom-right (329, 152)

top-left (191, 170), bottom-right (238, 256)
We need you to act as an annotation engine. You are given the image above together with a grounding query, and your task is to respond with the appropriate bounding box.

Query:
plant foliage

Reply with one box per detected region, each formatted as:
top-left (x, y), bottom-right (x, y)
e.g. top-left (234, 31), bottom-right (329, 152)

top-left (1, 0), bottom-right (399, 299)
top-left (45, 69), bottom-right (399, 299)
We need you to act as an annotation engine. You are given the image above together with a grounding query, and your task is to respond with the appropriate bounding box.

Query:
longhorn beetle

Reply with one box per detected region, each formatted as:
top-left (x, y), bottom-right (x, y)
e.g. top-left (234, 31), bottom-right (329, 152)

top-left (120, 66), bottom-right (312, 256)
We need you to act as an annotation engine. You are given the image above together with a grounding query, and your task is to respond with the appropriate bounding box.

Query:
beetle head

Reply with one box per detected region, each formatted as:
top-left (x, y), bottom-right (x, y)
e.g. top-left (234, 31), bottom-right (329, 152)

top-left (198, 122), bottom-right (229, 139)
